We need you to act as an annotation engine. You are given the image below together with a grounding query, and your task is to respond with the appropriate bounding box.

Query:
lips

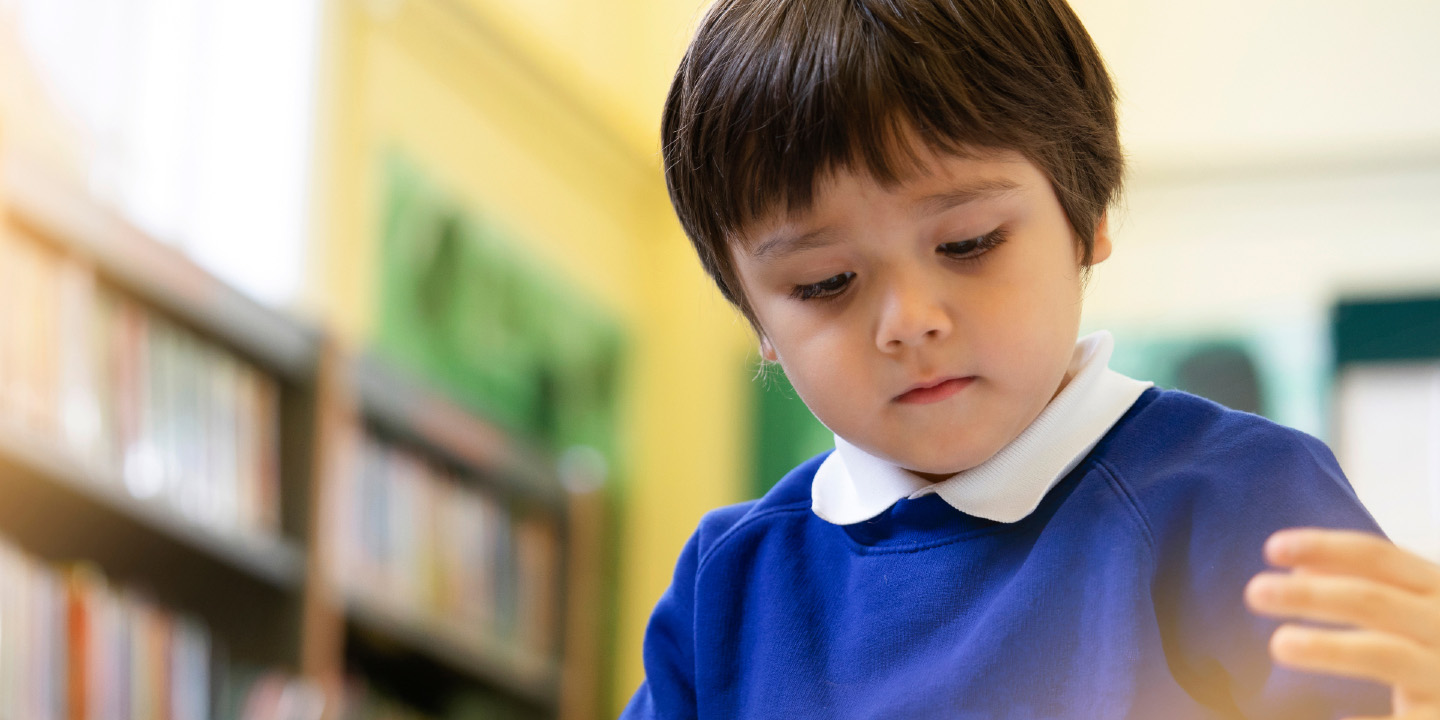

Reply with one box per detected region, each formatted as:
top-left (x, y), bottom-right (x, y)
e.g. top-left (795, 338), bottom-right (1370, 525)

top-left (895, 376), bottom-right (974, 404)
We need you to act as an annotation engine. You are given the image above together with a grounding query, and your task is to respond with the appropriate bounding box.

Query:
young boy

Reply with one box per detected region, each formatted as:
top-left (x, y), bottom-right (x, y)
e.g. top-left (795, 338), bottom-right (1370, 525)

top-left (625, 0), bottom-right (1440, 717)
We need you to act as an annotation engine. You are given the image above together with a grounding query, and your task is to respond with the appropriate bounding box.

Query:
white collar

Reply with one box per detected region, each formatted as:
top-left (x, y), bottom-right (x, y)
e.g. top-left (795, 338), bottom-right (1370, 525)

top-left (810, 331), bottom-right (1152, 525)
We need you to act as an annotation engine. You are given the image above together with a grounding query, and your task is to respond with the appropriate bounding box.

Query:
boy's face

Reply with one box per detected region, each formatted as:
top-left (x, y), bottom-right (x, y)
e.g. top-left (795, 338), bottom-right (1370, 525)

top-left (734, 146), bottom-right (1111, 479)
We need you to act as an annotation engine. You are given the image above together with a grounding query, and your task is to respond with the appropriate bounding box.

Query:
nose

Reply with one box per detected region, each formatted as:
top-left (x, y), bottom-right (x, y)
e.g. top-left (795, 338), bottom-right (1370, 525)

top-left (875, 275), bottom-right (953, 352)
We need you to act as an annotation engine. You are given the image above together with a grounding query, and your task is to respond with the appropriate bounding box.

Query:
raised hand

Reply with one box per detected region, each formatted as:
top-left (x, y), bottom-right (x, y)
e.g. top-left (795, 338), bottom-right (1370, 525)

top-left (1245, 528), bottom-right (1440, 720)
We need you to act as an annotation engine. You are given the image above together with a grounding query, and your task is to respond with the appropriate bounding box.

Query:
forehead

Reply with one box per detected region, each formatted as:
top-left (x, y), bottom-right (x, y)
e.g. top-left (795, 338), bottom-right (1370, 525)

top-left (736, 145), bottom-right (1041, 252)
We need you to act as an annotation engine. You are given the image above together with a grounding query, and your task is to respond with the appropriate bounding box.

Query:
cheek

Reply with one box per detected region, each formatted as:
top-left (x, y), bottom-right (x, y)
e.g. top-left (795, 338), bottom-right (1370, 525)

top-left (772, 326), bottom-right (866, 412)
top-left (768, 304), bottom-right (854, 358)
top-left (779, 334), bottom-right (852, 391)
top-left (967, 275), bottom-right (1083, 372)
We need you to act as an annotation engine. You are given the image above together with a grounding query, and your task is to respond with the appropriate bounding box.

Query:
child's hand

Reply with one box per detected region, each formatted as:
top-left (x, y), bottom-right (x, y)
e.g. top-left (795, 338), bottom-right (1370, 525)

top-left (1245, 528), bottom-right (1440, 719)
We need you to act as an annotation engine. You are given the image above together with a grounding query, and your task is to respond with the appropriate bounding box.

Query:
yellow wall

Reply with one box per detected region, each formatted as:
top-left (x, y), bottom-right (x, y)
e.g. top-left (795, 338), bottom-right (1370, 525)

top-left (445, 0), bottom-right (705, 159)
top-left (306, 0), bottom-right (748, 712)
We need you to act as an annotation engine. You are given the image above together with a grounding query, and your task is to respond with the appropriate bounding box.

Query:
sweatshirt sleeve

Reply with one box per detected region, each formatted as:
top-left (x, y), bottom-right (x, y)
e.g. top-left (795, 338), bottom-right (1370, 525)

top-left (1140, 417), bottom-right (1391, 719)
top-left (620, 529), bottom-right (702, 720)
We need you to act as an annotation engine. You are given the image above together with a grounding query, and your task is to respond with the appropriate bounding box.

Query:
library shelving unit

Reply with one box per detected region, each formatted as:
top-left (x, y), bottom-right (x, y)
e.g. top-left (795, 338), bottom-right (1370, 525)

top-left (0, 146), bottom-right (603, 720)
top-left (323, 355), bottom-right (572, 715)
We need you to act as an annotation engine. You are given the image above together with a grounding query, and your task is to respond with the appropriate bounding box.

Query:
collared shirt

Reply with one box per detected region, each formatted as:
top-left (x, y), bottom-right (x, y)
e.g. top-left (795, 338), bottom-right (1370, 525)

top-left (811, 330), bottom-right (1153, 525)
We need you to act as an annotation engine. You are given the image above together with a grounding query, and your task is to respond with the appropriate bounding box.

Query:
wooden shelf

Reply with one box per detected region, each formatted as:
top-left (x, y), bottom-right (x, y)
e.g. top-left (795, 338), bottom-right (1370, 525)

top-left (350, 354), bottom-right (565, 509)
top-left (0, 416), bottom-right (305, 589)
top-left (344, 590), bottom-right (560, 709)
top-left (340, 356), bottom-right (569, 709)
top-left (0, 146), bottom-right (592, 716)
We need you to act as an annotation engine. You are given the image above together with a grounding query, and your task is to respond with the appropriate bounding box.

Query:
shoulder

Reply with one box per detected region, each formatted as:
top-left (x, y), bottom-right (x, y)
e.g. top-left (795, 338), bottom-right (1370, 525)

top-left (1106, 387), bottom-right (1302, 448)
top-left (1094, 387), bottom-right (1378, 535)
top-left (688, 450), bottom-right (828, 567)
top-left (1099, 387), bottom-right (1342, 488)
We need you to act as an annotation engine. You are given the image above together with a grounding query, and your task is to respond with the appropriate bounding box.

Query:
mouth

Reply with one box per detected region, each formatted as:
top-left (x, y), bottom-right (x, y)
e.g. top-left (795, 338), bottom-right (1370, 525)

top-left (894, 376), bottom-right (974, 405)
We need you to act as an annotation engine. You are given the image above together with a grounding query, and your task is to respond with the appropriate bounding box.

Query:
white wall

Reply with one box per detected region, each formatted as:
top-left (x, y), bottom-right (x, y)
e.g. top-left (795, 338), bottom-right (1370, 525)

top-left (2, 0), bottom-right (322, 308)
top-left (1072, 1), bottom-right (1440, 554)
top-left (1074, 0), bottom-right (1440, 398)
top-left (1335, 364), bottom-right (1440, 562)
top-left (1088, 165), bottom-right (1440, 328)
top-left (1073, 0), bottom-right (1440, 175)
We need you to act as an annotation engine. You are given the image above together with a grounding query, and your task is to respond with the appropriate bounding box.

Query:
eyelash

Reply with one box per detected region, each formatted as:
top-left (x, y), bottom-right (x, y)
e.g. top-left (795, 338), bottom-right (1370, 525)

top-left (788, 228), bottom-right (1009, 302)
top-left (790, 271), bottom-right (856, 301)
top-left (939, 227), bottom-right (1008, 263)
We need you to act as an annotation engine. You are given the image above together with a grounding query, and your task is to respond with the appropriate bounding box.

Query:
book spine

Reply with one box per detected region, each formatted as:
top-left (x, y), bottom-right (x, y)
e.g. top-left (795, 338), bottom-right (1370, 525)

top-left (0, 219), bottom-right (12, 417)
top-left (170, 328), bottom-right (201, 523)
top-left (57, 259), bottom-right (100, 457)
top-left (30, 237), bottom-right (62, 434)
top-left (234, 365), bottom-right (257, 534)
top-left (3, 233), bottom-right (38, 427)
top-left (151, 316), bottom-right (178, 508)
top-left (64, 565), bottom-right (98, 720)
top-left (212, 353), bottom-right (240, 531)
top-left (514, 513), bottom-right (559, 660)
top-left (118, 298), bottom-right (154, 497)
top-left (91, 286), bottom-right (119, 471)
top-left (253, 373), bottom-right (282, 536)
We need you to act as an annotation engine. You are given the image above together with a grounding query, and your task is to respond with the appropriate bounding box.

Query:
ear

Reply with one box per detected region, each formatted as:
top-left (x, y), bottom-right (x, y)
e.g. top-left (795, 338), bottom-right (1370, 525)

top-left (1089, 212), bottom-right (1113, 265)
top-left (759, 335), bottom-right (779, 362)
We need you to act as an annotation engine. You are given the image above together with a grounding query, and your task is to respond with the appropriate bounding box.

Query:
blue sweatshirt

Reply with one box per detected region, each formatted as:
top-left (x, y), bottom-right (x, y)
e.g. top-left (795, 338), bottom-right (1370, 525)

top-left (622, 389), bottom-right (1389, 719)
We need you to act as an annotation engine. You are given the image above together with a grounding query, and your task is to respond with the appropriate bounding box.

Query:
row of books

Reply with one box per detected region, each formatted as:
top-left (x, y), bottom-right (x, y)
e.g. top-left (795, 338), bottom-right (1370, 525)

top-left (0, 538), bottom-right (211, 720)
top-left (330, 428), bottom-right (561, 663)
top-left (0, 229), bottom-right (282, 538)
top-left (0, 534), bottom-right (329, 720)
top-left (338, 688), bottom-right (435, 720)
top-left (338, 678), bottom-right (534, 720)
top-left (216, 667), bottom-right (325, 720)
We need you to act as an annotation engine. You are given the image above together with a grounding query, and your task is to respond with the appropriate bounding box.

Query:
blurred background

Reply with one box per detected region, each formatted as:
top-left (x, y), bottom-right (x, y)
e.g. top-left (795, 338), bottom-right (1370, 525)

top-left (0, 1), bottom-right (1436, 719)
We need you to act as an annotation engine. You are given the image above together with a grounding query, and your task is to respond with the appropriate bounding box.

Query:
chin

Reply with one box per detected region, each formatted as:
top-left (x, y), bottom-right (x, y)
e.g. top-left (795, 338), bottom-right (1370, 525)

top-left (859, 426), bottom-right (996, 474)
top-left (896, 446), bottom-right (990, 477)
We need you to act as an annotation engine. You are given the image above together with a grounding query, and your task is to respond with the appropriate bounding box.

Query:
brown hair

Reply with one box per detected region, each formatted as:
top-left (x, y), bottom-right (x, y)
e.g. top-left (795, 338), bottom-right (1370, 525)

top-left (661, 0), bottom-right (1122, 327)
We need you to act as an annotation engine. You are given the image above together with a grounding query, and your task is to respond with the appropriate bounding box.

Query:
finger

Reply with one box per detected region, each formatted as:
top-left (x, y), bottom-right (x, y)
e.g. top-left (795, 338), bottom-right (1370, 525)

top-left (1270, 625), bottom-right (1440, 701)
top-left (1266, 529), bottom-right (1440, 594)
top-left (1247, 572), bottom-right (1440, 648)
top-left (1341, 715), bottom-right (1428, 720)
top-left (1342, 707), bottom-right (1440, 720)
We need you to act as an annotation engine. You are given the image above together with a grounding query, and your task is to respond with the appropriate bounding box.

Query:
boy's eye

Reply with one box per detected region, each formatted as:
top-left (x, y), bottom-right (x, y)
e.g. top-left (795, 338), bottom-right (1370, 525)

top-left (938, 229), bottom-right (1008, 261)
top-left (791, 271), bottom-right (855, 301)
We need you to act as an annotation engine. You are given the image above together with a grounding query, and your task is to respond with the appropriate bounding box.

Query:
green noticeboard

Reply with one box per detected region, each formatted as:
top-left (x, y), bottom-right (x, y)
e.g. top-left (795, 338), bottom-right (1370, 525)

top-left (373, 154), bottom-right (624, 459)
top-left (749, 364), bottom-right (833, 499)
top-left (1333, 296), bottom-right (1440, 366)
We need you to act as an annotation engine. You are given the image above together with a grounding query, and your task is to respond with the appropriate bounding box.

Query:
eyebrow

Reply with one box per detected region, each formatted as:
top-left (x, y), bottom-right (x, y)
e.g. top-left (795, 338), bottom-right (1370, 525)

top-left (912, 178), bottom-right (1022, 218)
top-left (750, 227), bottom-right (839, 261)
top-left (748, 178), bottom-right (1022, 262)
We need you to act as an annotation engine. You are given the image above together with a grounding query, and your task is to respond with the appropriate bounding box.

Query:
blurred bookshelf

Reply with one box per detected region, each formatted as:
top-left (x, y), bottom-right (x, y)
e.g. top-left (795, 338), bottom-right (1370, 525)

top-left (0, 147), bottom-right (604, 719)
top-left (327, 358), bottom-right (567, 712)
